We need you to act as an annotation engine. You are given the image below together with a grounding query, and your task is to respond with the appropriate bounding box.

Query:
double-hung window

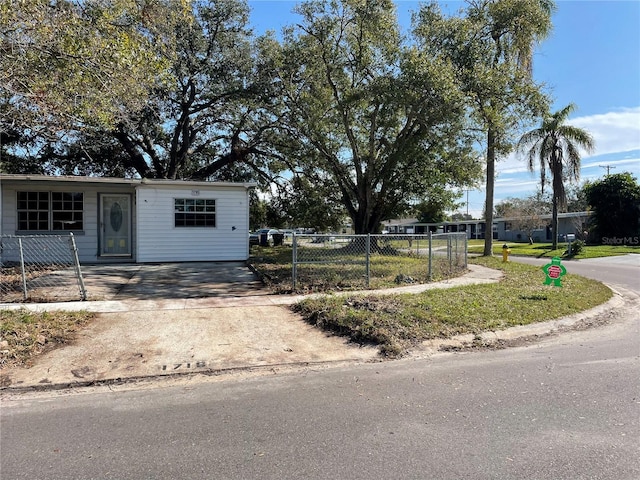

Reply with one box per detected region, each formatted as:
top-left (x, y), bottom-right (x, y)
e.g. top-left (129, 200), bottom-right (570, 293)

top-left (174, 198), bottom-right (216, 227)
top-left (17, 192), bottom-right (84, 231)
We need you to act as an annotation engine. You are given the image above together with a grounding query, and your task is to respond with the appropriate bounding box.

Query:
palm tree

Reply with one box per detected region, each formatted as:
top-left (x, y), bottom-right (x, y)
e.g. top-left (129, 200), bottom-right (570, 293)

top-left (517, 103), bottom-right (595, 249)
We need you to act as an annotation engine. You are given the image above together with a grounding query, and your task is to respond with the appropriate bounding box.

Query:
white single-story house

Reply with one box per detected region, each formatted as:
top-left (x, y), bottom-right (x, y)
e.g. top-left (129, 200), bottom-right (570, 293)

top-left (0, 175), bottom-right (255, 263)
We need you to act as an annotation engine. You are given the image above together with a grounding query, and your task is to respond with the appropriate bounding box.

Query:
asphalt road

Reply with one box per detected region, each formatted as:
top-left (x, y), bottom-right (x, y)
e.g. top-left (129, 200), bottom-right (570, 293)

top-left (509, 253), bottom-right (640, 291)
top-left (1, 256), bottom-right (639, 480)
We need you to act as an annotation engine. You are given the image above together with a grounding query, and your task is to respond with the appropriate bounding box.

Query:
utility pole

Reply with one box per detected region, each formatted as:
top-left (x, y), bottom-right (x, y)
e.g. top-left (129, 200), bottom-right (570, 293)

top-left (466, 189), bottom-right (469, 216)
top-left (600, 165), bottom-right (616, 176)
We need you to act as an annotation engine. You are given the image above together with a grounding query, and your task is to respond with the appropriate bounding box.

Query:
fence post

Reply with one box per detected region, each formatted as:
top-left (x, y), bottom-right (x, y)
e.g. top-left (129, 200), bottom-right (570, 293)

top-left (428, 231), bottom-right (432, 281)
top-left (464, 233), bottom-right (468, 268)
top-left (69, 233), bottom-right (87, 301)
top-left (18, 237), bottom-right (28, 300)
top-left (292, 233), bottom-right (298, 290)
top-left (448, 235), bottom-right (453, 273)
top-left (365, 234), bottom-right (371, 288)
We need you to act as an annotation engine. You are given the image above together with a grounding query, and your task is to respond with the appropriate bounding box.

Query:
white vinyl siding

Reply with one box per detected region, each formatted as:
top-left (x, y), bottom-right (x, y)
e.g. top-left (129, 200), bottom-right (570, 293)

top-left (1, 176), bottom-right (252, 263)
top-left (1, 180), bottom-right (136, 263)
top-left (136, 185), bottom-right (250, 262)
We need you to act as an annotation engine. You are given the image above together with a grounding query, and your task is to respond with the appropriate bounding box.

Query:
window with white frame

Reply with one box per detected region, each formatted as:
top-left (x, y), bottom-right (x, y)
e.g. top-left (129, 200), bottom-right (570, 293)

top-left (174, 198), bottom-right (216, 227)
top-left (17, 191), bottom-right (84, 231)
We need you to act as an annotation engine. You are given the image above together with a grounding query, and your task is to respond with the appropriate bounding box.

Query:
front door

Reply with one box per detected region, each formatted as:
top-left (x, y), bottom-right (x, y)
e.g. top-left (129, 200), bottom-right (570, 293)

top-left (100, 194), bottom-right (132, 256)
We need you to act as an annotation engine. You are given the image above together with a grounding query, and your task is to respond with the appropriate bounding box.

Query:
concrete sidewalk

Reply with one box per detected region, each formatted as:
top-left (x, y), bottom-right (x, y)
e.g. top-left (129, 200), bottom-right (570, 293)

top-left (0, 263), bottom-right (503, 313)
top-left (0, 263), bottom-right (621, 392)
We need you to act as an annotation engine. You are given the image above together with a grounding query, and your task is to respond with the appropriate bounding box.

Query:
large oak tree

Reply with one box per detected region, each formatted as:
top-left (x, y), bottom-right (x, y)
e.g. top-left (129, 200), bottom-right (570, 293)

top-left (0, 0), bottom-right (177, 134)
top-left (112, 0), bottom-right (282, 181)
top-left (1, 0), bottom-right (281, 183)
top-left (264, 0), bottom-right (482, 234)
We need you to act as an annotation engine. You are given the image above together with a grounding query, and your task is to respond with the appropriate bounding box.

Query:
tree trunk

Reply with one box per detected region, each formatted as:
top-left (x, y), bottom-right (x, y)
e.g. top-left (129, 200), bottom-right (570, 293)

top-left (551, 196), bottom-right (558, 250)
top-left (113, 128), bottom-right (151, 178)
top-left (483, 128), bottom-right (496, 256)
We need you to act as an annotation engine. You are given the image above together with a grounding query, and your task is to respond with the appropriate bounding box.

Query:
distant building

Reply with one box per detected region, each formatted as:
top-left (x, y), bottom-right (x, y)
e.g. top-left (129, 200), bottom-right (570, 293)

top-left (382, 211), bottom-right (591, 242)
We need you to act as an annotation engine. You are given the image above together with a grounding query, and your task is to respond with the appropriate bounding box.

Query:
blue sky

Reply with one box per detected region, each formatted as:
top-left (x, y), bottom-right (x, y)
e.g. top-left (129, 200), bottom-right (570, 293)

top-left (248, 0), bottom-right (640, 218)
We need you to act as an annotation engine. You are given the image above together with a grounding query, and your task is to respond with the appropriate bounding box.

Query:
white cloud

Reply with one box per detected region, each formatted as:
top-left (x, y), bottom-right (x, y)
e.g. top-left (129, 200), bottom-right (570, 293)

top-left (493, 107), bottom-right (640, 175)
top-left (571, 107), bottom-right (640, 156)
top-left (582, 156), bottom-right (640, 172)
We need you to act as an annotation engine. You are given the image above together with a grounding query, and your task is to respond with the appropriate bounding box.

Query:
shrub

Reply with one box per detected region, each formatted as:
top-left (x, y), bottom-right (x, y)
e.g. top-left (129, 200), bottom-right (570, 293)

top-left (567, 240), bottom-right (584, 257)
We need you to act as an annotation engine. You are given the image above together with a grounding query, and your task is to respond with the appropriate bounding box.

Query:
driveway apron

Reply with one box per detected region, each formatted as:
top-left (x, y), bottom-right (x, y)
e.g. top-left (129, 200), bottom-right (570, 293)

top-left (0, 262), bottom-right (380, 390)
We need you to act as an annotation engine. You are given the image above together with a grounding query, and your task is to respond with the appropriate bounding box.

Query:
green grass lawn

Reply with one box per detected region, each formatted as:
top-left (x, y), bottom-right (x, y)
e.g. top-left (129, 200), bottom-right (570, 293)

top-left (293, 256), bottom-right (613, 357)
top-left (467, 240), bottom-right (640, 258)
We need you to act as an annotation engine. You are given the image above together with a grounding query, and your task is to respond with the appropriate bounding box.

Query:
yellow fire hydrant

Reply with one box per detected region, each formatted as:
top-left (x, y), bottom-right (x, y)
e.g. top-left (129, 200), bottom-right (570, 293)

top-left (502, 244), bottom-right (511, 263)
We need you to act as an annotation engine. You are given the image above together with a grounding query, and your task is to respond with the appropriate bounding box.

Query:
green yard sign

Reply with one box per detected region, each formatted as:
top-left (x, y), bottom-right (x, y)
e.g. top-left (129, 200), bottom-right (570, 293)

top-left (542, 257), bottom-right (567, 287)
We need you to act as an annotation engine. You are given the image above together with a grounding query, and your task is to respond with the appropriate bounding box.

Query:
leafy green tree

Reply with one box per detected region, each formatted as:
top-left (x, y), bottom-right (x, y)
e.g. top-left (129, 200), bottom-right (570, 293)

top-left (264, 0), bottom-right (482, 234)
top-left (2, 0), bottom-right (279, 183)
top-left (451, 212), bottom-right (474, 222)
top-left (111, 0), bottom-right (281, 180)
top-left (565, 183), bottom-right (590, 213)
top-left (271, 178), bottom-right (346, 233)
top-left (413, 192), bottom-right (462, 224)
top-left (249, 194), bottom-right (269, 231)
top-left (0, 0), bottom-right (176, 134)
top-left (414, 0), bottom-right (554, 255)
top-left (584, 172), bottom-right (640, 241)
top-left (517, 103), bottom-right (595, 249)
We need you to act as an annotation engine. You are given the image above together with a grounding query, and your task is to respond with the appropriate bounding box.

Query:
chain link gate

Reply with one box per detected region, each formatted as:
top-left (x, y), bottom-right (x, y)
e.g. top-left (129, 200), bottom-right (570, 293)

top-left (291, 232), bottom-right (467, 291)
top-left (0, 234), bottom-right (87, 303)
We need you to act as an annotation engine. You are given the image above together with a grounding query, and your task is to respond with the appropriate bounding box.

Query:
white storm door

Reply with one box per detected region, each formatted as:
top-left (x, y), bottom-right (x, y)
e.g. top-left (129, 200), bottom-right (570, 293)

top-left (100, 194), bottom-right (131, 256)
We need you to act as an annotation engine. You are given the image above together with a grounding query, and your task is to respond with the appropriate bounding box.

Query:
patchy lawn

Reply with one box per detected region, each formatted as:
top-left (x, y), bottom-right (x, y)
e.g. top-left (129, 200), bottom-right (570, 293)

top-left (0, 309), bottom-right (95, 370)
top-left (250, 245), bottom-right (465, 293)
top-left (293, 256), bottom-right (613, 357)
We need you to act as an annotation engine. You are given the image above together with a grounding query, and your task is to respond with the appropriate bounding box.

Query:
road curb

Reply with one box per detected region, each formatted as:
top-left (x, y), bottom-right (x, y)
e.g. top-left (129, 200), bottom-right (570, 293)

top-left (0, 358), bottom-right (378, 396)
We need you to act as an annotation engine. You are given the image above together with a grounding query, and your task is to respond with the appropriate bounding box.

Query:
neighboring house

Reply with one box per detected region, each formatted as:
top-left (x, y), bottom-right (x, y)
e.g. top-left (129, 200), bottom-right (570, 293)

top-left (0, 175), bottom-right (255, 263)
top-left (383, 211), bottom-right (591, 242)
top-left (381, 218), bottom-right (419, 234)
top-left (382, 218), bottom-right (489, 239)
top-left (496, 211), bottom-right (591, 243)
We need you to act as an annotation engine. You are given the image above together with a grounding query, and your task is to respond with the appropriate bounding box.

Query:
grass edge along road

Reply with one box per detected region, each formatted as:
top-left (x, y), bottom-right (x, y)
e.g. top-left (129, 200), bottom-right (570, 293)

top-left (0, 310), bottom-right (94, 371)
top-left (468, 240), bottom-right (639, 259)
top-left (293, 256), bottom-right (612, 357)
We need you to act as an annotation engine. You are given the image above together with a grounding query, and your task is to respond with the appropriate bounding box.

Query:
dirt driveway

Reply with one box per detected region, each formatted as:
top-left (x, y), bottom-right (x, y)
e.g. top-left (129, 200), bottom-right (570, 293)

top-left (1, 262), bottom-right (379, 390)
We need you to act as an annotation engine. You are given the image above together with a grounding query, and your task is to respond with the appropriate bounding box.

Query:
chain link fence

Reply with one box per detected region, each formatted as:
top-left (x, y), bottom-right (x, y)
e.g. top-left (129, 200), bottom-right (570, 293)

top-left (0, 234), bottom-right (87, 303)
top-left (291, 232), bottom-right (467, 291)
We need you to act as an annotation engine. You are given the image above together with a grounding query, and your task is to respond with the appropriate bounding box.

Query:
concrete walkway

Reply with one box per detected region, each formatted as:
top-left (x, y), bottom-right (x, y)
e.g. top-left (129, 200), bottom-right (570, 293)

top-left (0, 263), bottom-right (621, 392)
top-left (0, 263), bottom-right (503, 313)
